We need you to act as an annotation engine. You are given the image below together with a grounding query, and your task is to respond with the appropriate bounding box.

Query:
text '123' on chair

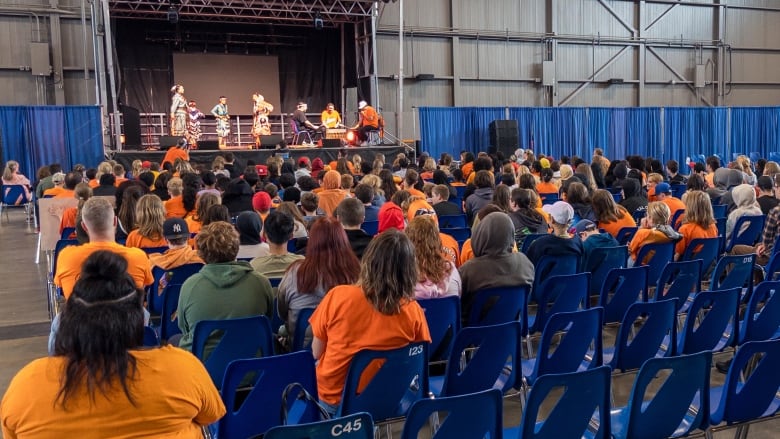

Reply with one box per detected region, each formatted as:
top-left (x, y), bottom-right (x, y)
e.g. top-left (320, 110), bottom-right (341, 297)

top-left (603, 299), bottom-right (678, 372)
top-left (264, 412), bottom-right (374, 439)
top-left (402, 389), bottom-right (503, 439)
top-left (610, 350), bottom-right (712, 439)
top-left (709, 254), bottom-right (755, 302)
top-left (219, 351), bottom-right (321, 439)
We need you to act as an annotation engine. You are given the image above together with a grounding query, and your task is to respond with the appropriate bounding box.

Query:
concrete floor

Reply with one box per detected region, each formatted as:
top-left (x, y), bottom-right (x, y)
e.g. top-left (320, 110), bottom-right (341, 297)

top-left (0, 207), bottom-right (776, 438)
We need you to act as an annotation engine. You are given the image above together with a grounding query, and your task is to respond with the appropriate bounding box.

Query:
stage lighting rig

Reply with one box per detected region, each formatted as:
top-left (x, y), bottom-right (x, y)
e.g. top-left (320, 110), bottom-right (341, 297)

top-left (167, 0), bottom-right (180, 24)
top-left (313, 12), bottom-right (324, 30)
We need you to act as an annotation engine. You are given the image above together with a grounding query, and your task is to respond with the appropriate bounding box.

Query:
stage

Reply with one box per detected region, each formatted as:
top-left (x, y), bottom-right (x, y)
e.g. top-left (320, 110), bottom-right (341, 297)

top-left (111, 145), bottom-right (408, 174)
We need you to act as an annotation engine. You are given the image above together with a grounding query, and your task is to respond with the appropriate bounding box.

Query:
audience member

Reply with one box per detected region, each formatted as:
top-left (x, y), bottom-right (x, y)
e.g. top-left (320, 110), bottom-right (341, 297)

top-left (252, 191), bottom-right (272, 222)
top-left (726, 183), bottom-right (762, 242)
top-left (628, 202), bottom-right (682, 265)
top-left (235, 211), bottom-right (268, 259)
top-left (465, 170), bottom-right (495, 224)
top-left (654, 182), bottom-right (685, 223)
top-left (591, 189), bottom-right (636, 238)
top-left (125, 194), bottom-right (167, 249)
top-left (675, 190), bottom-right (718, 259)
top-left (526, 201), bottom-right (583, 267)
top-left (354, 183), bottom-right (380, 222)
top-left (756, 175), bottom-right (779, 215)
top-left (250, 211), bottom-right (304, 278)
top-left (406, 216), bottom-right (461, 299)
top-left (164, 177), bottom-right (186, 219)
top-left (149, 218), bottom-right (203, 270)
top-left (335, 198), bottom-right (373, 260)
top-left (221, 178), bottom-right (254, 216)
top-left (317, 170), bottom-right (349, 217)
top-left (573, 219), bottom-right (619, 273)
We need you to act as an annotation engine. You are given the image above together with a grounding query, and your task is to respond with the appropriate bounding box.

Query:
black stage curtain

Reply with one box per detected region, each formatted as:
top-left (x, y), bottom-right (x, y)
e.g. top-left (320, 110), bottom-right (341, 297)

top-left (277, 30), bottom-right (340, 114)
top-left (115, 21), bottom-right (172, 114)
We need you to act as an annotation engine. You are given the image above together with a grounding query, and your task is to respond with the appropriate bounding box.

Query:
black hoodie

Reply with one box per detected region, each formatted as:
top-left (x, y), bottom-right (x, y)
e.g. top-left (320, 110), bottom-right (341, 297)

top-left (619, 178), bottom-right (648, 217)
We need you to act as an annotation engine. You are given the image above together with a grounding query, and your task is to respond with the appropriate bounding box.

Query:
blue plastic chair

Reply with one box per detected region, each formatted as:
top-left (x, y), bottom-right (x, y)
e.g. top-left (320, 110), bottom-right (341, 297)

top-left (292, 307), bottom-right (316, 352)
top-left (725, 215), bottom-right (765, 252)
top-left (670, 209), bottom-right (685, 230)
top-left (0, 184), bottom-right (32, 223)
top-left (430, 321), bottom-right (520, 398)
top-left (680, 237), bottom-right (720, 277)
top-left (454, 186), bottom-right (467, 198)
top-left (157, 283), bottom-right (183, 342)
top-left (598, 266), bottom-right (649, 325)
top-left (615, 227), bottom-right (638, 246)
top-left (417, 296), bottom-right (461, 363)
top-left (611, 192), bottom-right (623, 203)
top-left (141, 246), bottom-right (168, 255)
top-left (738, 281), bottom-right (780, 343)
top-left (440, 227), bottom-right (470, 247)
top-left (603, 299), bottom-right (678, 372)
top-left (716, 217), bottom-right (727, 253)
top-left (712, 204), bottom-right (727, 218)
top-left (670, 184), bottom-right (687, 200)
top-left (437, 214), bottom-right (467, 229)
top-left (192, 315), bottom-right (275, 388)
top-left (530, 254), bottom-right (578, 302)
top-left (220, 351), bottom-right (321, 439)
top-left (522, 308), bottom-right (603, 389)
top-left (632, 209), bottom-right (646, 225)
top-left (361, 220), bottom-right (379, 236)
top-left (147, 263), bottom-right (203, 316)
top-left (402, 389), bottom-right (502, 439)
top-left (264, 412), bottom-right (373, 439)
top-left (610, 351), bottom-right (711, 439)
top-left (709, 339), bottom-right (780, 431)
top-left (527, 272), bottom-right (590, 335)
top-left (142, 326), bottom-right (160, 347)
top-left (520, 233), bottom-right (547, 254)
top-left (59, 227), bottom-right (75, 240)
top-left (48, 238), bottom-right (79, 319)
top-left (654, 260), bottom-right (701, 314)
top-left (678, 287), bottom-right (740, 354)
top-left (508, 366), bottom-right (611, 439)
top-left (466, 285), bottom-right (528, 328)
top-left (585, 246), bottom-right (627, 296)
top-left (710, 254), bottom-right (755, 302)
top-left (635, 242), bottom-right (674, 289)
top-left (541, 193), bottom-right (560, 205)
top-left (337, 342), bottom-right (429, 423)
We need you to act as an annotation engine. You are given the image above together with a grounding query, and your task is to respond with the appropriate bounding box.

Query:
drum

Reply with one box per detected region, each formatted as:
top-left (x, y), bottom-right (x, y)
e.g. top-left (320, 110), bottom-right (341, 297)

top-left (325, 128), bottom-right (346, 140)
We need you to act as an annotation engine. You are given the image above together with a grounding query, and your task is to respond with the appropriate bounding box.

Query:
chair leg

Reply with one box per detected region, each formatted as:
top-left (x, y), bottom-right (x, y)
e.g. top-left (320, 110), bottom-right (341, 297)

top-left (35, 231), bottom-right (41, 264)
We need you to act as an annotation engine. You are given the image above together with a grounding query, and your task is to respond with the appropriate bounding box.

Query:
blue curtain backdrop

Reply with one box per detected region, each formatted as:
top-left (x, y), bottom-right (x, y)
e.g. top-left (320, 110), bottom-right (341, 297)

top-left (509, 107), bottom-right (589, 160)
top-left (587, 108), bottom-right (661, 161)
top-left (418, 107), bottom-right (505, 158)
top-left (0, 106), bottom-right (103, 180)
top-left (730, 107), bottom-right (780, 161)
top-left (664, 107), bottom-right (728, 166)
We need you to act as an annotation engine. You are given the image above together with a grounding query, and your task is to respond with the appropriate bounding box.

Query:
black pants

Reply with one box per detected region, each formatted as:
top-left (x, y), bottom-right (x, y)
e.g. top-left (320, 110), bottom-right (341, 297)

top-left (357, 126), bottom-right (379, 142)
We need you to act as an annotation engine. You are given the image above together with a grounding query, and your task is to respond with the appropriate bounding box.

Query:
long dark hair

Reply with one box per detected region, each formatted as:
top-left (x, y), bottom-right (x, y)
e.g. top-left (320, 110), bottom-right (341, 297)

top-left (379, 169), bottom-right (397, 200)
top-left (360, 229), bottom-right (418, 315)
top-left (293, 216), bottom-right (360, 293)
top-left (181, 172), bottom-right (201, 214)
top-left (55, 251), bottom-right (144, 408)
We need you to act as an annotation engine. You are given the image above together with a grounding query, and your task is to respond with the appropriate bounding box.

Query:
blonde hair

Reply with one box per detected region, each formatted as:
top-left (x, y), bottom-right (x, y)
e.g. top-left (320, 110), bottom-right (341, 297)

top-left (737, 155), bottom-right (754, 177)
top-left (131, 160), bottom-right (143, 178)
top-left (423, 157), bottom-right (436, 172)
top-left (167, 177), bottom-right (183, 196)
top-left (360, 174), bottom-right (383, 196)
top-left (647, 201), bottom-right (671, 226)
top-left (211, 156), bottom-right (225, 171)
top-left (763, 161), bottom-right (780, 176)
top-left (74, 183), bottom-right (93, 210)
top-left (194, 193), bottom-right (221, 222)
top-left (559, 164), bottom-right (574, 180)
top-left (647, 173), bottom-right (664, 184)
top-left (576, 163), bottom-right (598, 192)
top-left (352, 154), bottom-right (362, 170)
top-left (135, 195), bottom-right (165, 240)
top-left (683, 190), bottom-right (715, 228)
top-left (95, 161), bottom-right (113, 180)
top-left (2, 160), bottom-right (19, 181)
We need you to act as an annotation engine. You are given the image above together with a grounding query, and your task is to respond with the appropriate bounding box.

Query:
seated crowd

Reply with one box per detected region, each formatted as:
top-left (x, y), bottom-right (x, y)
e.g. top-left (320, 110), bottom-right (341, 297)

top-left (1, 147), bottom-right (777, 435)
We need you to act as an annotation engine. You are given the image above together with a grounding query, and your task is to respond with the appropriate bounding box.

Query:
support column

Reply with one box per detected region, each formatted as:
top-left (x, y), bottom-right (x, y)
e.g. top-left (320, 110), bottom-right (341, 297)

top-left (638, 1), bottom-right (645, 106)
top-left (100, 0), bottom-right (121, 150)
top-left (450, 0), bottom-right (461, 106)
top-left (48, 3), bottom-right (66, 105)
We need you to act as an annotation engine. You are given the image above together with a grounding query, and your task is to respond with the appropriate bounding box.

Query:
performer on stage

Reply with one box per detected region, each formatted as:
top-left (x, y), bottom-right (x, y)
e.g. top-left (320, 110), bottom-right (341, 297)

top-left (210, 96), bottom-right (230, 149)
top-left (352, 100), bottom-right (381, 145)
top-left (320, 103), bottom-right (342, 129)
top-left (292, 102), bottom-right (326, 144)
top-left (251, 93), bottom-right (274, 149)
top-left (169, 84), bottom-right (187, 137)
top-left (186, 100), bottom-right (205, 148)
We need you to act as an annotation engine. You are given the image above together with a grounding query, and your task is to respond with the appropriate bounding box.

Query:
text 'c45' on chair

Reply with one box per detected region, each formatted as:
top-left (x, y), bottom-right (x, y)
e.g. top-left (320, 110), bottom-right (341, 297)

top-left (264, 412), bottom-right (374, 439)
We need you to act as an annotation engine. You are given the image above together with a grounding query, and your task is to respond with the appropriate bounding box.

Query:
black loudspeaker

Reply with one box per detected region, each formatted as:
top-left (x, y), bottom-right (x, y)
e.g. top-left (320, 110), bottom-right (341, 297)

top-left (489, 119), bottom-right (519, 157)
top-left (198, 140), bottom-right (220, 150)
top-left (260, 134), bottom-right (284, 149)
top-left (159, 135), bottom-right (184, 149)
top-left (119, 105), bottom-right (141, 149)
top-left (322, 139), bottom-right (341, 149)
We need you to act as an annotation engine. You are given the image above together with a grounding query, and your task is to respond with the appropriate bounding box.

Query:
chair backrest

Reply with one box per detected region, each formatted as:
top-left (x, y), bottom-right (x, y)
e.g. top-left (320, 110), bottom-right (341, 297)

top-left (142, 246), bottom-right (168, 255)
top-left (670, 184), bottom-right (687, 199)
top-left (520, 233), bottom-right (547, 254)
top-left (680, 237), bottom-right (720, 276)
top-left (740, 280), bottom-right (780, 343)
top-left (51, 239), bottom-right (78, 275)
top-left (716, 217), bottom-right (727, 253)
top-left (670, 209), bottom-right (685, 230)
top-left (632, 209), bottom-right (646, 224)
top-left (1, 185), bottom-right (29, 205)
top-left (437, 214), bottom-right (467, 229)
top-left (712, 204), bottom-right (727, 218)
top-left (765, 252), bottom-right (780, 281)
top-left (147, 263), bottom-right (203, 316)
top-left (220, 352), bottom-right (321, 439)
top-left (338, 342), bottom-right (428, 422)
top-left (598, 266), bottom-right (649, 324)
top-left (531, 254), bottom-right (579, 302)
top-left (192, 315), bottom-right (274, 388)
top-left (401, 389), bottom-right (502, 439)
top-left (726, 215), bottom-right (765, 251)
top-left (59, 227), bottom-right (75, 241)
top-left (142, 326), bottom-right (159, 347)
top-left (519, 366), bottom-right (611, 439)
top-left (615, 227), bottom-right (638, 246)
top-left (710, 254), bottom-right (754, 297)
top-left (440, 227), bottom-right (470, 246)
top-left (360, 220), bottom-right (379, 236)
top-left (418, 296), bottom-right (461, 363)
top-left (619, 351), bottom-right (711, 439)
top-left (530, 308), bottom-right (603, 380)
top-left (635, 242), bottom-right (675, 289)
top-left (159, 283), bottom-right (183, 342)
top-left (654, 260), bottom-right (702, 314)
top-left (292, 307), bottom-right (316, 352)
top-left (608, 299), bottom-right (677, 372)
top-left (454, 185), bottom-right (467, 198)
top-left (466, 285), bottom-right (528, 327)
top-left (529, 272), bottom-right (590, 335)
top-left (440, 322), bottom-right (520, 397)
top-left (586, 245), bottom-right (627, 295)
top-left (710, 339), bottom-right (780, 425)
top-left (611, 192), bottom-right (623, 203)
top-left (265, 413), bottom-right (374, 439)
top-left (678, 287), bottom-right (740, 354)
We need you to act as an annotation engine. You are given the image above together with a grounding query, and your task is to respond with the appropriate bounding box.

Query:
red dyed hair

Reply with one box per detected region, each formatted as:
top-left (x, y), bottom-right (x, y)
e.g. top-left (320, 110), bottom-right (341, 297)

top-left (294, 216), bottom-right (360, 293)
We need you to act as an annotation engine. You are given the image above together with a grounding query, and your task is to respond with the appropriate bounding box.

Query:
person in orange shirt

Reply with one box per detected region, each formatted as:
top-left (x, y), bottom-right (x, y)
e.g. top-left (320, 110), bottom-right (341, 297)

top-left (310, 230), bottom-right (431, 414)
top-left (646, 173), bottom-right (664, 202)
top-left (628, 202), bottom-right (683, 265)
top-left (2, 250), bottom-right (223, 438)
top-left (59, 183), bottom-right (92, 240)
top-left (654, 182), bottom-right (685, 224)
top-left (317, 170), bottom-right (350, 217)
top-left (460, 152), bottom-right (475, 181)
top-left (149, 218), bottom-right (204, 270)
top-left (328, 149), bottom-right (356, 174)
top-left (536, 168), bottom-right (558, 196)
top-left (164, 177), bottom-right (186, 219)
top-left (125, 195), bottom-right (168, 249)
top-left (42, 172), bottom-right (67, 197)
top-left (320, 102), bottom-right (342, 129)
top-left (592, 189), bottom-right (637, 238)
top-left (402, 169), bottom-right (426, 199)
top-left (185, 192), bottom-right (220, 236)
top-left (162, 138), bottom-right (190, 168)
top-left (675, 191), bottom-right (719, 259)
top-left (351, 100), bottom-right (380, 145)
top-left (54, 197), bottom-right (153, 299)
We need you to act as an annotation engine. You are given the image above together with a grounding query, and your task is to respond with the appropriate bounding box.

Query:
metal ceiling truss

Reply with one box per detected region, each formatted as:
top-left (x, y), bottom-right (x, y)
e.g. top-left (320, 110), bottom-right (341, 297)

top-left (108, 0), bottom-right (377, 26)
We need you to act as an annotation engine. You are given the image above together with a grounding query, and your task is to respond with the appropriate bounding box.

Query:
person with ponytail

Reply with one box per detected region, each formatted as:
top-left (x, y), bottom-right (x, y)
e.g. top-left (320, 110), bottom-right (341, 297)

top-left (1, 251), bottom-right (224, 437)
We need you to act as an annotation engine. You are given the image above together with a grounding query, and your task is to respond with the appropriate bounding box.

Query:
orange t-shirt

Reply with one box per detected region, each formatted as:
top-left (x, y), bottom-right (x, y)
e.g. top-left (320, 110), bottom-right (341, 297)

top-left (149, 246), bottom-right (203, 271)
top-left (0, 345), bottom-right (225, 439)
top-left (675, 222), bottom-right (718, 256)
top-left (599, 210), bottom-right (637, 238)
top-left (461, 162), bottom-right (474, 180)
top-left (43, 187), bottom-right (66, 198)
top-left (460, 239), bottom-right (474, 265)
top-left (661, 196), bottom-right (685, 219)
top-left (53, 189), bottom-right (75, 199)
top-left (185, 216), bottom-right (202, 235)
top-left (162, 147), bottom-right (189, 167)
top-left (125, 230), bottom-right (167, 249)
top-left (647, 186), bottom-right (657, 203)
top-left (113, 177), bottom-right (127, 187)
top-left (59, 207), bottom-right (77, 235)
top-left (407, 188), bottom-right (426, 199)
top-left (358, 106), bottom-right (379, 128)
top-left (317, 189), bottom-right (349, 217)
top-left (327, 161), bottom-right (356, 174)
top-left (439, 232), bottom-right (461, 268)
top-left (536, 182), bottom-right (558, 195)
top-left (88, 179), bottom-right (100, 188)
top-left (309, 284), bottom-right (430, 405)
top-left (164, 196), bottom-right (187, 219)
top-left (54, 241), bottom-right (153, 298)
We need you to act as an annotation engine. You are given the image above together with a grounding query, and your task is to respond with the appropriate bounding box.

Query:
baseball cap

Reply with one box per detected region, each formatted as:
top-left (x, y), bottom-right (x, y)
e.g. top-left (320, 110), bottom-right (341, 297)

top-left (358, 100), bottom-right (368, 110)
top-left (655, 182), bottom-right (671, 195)
top-left (255, 164), bottom-right (268, 176)
top-left (757, 175), bottom-right (773, 191)
top-left (542, 201), bottom-right (574, 225)
top-left (571, 219), bottom-right (598, 235)
top-left (52, 172), bottom-right (65, 184)
top-left (298, 156), bottom-right (310, 167)
top-left (252, 191), bottom-right (272, 212)
top-left (162, 218), bottom-right (189, 239)
top-left (141, 160), bottom-right (152, 169)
